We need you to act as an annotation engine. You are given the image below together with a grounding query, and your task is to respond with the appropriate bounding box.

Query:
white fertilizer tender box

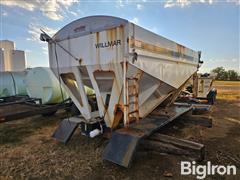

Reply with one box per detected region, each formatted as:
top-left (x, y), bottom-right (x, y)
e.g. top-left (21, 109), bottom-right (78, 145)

top-left (45, 16), bottom-right (201, 129)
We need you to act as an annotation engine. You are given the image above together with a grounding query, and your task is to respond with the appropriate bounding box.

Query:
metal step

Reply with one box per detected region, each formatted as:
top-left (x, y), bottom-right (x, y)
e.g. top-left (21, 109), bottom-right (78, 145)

top-left (128, 110), bottom-right (139, 115)
top-left (52, 117), bottom-right (81, 144)
top-left (129, 101), bottom-right (137, 105)
top-left (126, 76), bottom-right (140, 125)
top-left (128, 85), bottom-right (136, 89)
top-left (103, 128), bottom-right (143, 168)
top-left (127, 77), bottom-right (138, 81)
top-left (128, 93), bottom-right (138, 97)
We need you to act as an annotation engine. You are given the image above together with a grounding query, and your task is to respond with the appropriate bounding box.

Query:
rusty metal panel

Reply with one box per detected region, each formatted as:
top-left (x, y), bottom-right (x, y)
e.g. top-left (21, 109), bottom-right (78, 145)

top-left (103, 103), bottom-right (193, 167)
top-left (128, 23), bottom-right (199, 89)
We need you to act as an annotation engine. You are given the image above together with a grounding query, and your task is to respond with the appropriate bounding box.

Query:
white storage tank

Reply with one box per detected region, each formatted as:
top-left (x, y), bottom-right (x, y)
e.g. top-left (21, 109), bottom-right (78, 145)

top-left (0, 71), bottom-right (27, 97)
top-left (25, 67), bottom-right (68, 104)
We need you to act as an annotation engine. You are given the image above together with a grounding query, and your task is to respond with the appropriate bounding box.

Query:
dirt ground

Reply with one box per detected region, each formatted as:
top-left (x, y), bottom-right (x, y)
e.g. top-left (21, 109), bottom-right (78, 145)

top-left (0, 81), bottom-right (239, 179)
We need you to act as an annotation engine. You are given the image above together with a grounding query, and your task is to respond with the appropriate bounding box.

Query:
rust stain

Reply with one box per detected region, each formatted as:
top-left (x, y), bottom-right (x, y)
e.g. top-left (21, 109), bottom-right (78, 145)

top-left (96, 32), bottom-right (100, 43)
top-left (106, 28), bottom-right (118, 50)
top-left (93, 70), bottom-right (115, 78)
top-left (116, 43), bottom-right (119, 62)
top-left (130, 38), bottom-right (191, 60)
top-left (111, 73), bottom-right (124, 128)
top-left (137, 69), bottom-right (144, 80)
top-left (110, 29), bottom-right (114, 42)
top-left (96, 32), bottom-right (100, 64)
top-left (120, 25), bottom-right (125, 61)
top-left (111, 107), bottom-right (123, 129)
top-left (115, 28), bottom-right (119, 63)
top-left (129, 36), bottom-right (135, 48)
top-left (177, 44), bottom-right (185, 57)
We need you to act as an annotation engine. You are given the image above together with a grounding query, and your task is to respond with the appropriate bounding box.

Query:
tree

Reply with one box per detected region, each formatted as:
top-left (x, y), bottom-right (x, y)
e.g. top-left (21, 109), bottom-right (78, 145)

top-left (211, 67), bottom-right (239, 81)
top-left (211, 67), bottom-right (227, 80)
top-left (227, 70), bottom-right (238, 81)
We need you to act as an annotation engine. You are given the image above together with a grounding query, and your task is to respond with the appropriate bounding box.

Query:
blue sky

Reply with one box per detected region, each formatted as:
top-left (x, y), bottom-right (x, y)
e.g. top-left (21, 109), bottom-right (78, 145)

top-left (0, 0), bottom-right (239, 72)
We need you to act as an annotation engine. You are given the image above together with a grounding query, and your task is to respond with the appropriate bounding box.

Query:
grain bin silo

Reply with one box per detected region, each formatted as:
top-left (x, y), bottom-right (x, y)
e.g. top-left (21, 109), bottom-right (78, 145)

top-left (0, 40), bottom-right (26, 72)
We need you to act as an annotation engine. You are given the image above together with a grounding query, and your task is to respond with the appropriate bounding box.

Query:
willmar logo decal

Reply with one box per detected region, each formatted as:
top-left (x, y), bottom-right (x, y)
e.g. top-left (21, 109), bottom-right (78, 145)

top-left (95, 40), bottom-right (121, 48)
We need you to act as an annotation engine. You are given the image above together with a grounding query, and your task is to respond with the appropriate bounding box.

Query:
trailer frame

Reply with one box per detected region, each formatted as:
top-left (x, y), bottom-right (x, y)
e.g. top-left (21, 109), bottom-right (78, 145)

top-left (0, 95), bottom-right (72, 123)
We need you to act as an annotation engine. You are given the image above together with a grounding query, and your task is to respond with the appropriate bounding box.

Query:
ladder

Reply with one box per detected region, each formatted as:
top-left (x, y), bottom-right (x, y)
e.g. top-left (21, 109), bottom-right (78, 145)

top-left (125, 76), bottom-right (140, 126)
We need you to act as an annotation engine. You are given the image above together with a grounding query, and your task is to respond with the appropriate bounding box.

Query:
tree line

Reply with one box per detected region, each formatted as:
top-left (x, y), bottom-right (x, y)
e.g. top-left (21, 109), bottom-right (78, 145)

top-left (211, 67), bottom-right (239, 81)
